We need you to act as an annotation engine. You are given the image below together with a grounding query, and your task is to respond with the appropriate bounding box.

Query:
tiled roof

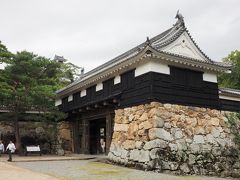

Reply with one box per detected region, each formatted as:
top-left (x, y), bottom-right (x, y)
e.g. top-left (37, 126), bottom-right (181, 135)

top-left (219, 88), bottom-right (240, 96)
top-left (57, 16), bottom-right (231, 96)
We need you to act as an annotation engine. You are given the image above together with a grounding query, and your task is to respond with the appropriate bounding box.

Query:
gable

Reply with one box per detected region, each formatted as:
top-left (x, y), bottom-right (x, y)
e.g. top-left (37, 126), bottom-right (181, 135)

top-left (160, 31), bottom-right (209, 62)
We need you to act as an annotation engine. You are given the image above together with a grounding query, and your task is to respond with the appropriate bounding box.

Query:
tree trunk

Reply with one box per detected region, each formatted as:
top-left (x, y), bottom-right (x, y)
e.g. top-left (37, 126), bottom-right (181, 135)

top-left (14, 114), bottom-right (22, 155)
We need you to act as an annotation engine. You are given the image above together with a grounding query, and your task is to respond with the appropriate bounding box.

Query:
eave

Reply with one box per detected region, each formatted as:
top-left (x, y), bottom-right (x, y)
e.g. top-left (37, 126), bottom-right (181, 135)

top-left (56, 45), bottom-right (231, 98)
top-left (219, 88), bottom-right (240, 98)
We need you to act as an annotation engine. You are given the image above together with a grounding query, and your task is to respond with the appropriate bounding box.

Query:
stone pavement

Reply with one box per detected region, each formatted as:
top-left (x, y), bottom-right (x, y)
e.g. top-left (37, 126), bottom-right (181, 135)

top-left (0, 153), bottom-right (96, 162)
top-left (0, 154), bottom-right (233, 180)
top-left (0, 162), bottom-right (57, 180)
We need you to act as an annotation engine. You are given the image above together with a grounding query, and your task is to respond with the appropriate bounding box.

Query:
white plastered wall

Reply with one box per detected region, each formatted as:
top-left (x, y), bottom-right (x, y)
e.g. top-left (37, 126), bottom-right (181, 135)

top-left (203, 72), bottom-right (218, 83)
top-left (135, 61), bottom-right (170, 77)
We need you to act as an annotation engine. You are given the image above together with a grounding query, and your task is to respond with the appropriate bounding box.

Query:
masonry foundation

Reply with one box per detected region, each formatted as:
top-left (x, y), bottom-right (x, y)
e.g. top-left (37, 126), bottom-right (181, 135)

top-left (108, 102), bottom-right (240, 178)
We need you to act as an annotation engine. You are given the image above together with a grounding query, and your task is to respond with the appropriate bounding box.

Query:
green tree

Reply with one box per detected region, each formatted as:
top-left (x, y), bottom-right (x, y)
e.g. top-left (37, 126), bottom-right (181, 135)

top-left (218, 50), bottom-right (240, 89)
top-left (0, 40), bottom-right (13, 64)
top-left (0, 49), bottom-right (74, 153)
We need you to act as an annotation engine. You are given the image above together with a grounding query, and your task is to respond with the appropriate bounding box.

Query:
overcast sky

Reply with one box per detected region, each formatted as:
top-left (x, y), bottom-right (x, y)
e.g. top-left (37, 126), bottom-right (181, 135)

top-left (0, 0), bottom-right (239, 72)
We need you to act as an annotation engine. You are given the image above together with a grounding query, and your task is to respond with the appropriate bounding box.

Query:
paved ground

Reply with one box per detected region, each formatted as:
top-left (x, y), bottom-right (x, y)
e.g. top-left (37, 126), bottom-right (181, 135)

top-left (0, 154), bottom-right (95, 162)
top-left (0, 154), bottom-right (232, 180)
top-left (0, 162), bottom-right (57, 180)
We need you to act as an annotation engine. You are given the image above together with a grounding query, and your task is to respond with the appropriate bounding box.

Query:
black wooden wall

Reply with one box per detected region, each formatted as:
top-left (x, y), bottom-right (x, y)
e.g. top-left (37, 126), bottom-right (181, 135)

top-left (59, 66), bottom-right (239, 112)
top-left (220, 99), bottom-right (240, 111)
top-left (151, 67), bottom-right (220, 109)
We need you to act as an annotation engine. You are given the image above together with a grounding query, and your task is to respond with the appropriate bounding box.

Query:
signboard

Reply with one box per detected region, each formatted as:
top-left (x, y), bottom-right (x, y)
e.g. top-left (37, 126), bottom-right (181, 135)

top-left (26, 146), bottom-right (40, 152)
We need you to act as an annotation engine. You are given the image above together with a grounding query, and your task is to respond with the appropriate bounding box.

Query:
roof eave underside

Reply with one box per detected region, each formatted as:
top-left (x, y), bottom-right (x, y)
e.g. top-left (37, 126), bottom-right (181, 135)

top-left (219, 88), bottom-right (240, 98)
top-left (56, 46), bottom-right (231, 98)
top-left (56, 22), bottom-right (231, 97)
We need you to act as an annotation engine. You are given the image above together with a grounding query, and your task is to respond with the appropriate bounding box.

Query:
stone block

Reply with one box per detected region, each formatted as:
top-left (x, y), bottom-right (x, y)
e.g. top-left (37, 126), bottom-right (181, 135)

top-left (114, 123), bottom-right (128, 132)
top-left (59, 129), bottom-right (71, 140)
top-left (159, 111), bottom-right (172, 119)
top-left (195, 126), bottom-right (205, 135)
top-left (143, 139), bottom-right (167, 150)
top-left (215, 138), bottom-right (227, 147)
top-left (138, 129), bottom-right (147, 136)
top-left (120, 149), bottom-right (129, 159)
top-left (128, 122), bottom-right (138, 139)
top-left (58, 122), bottom-right (70, 129)
top-left (149, 148), bottom-right (161, 159)
top-left (150, 102), bottom-right (162, 107)
top-left (35, 127), bottom-right (45, 134)
top-left (164, 122), bottom-right (171, 129)
top-left (201, 144), bottom-right (212, 153)
top-left (185, 138), bottom-right (192, 143)
top-left (188, 154), bottom-right (196, 165)
top-left (135, 141), bottom-right (144, 149)
top-left (176, 139), bottom-right (187, 151)
top-left (209, 117), bottom-right (220, 126)
top-left (233, 161), bottom-right (240, 169)
top-left (212, 146), bottom-right (221, 156)
top-left (189, 144), bottom-right (200, 154)
top-left (139, 112), bottom-right (148, 122)
top-left (152, 116), bottom-right (165, 128)
top-left (138, 150), bottom-right (150, 162)
top-left (139, 121), bottom-right (152, 130)
top-left (115, 114), bottom-right (123, 124)
top-left (148, 108), bottom-right (158, 118)
top-left (185, 117), bottom-right (197, 127)
top-left (129, 149), bottom-right (140, 161)
top-left (169, 162), bottom-right (179, 170)
top-left (122, 140), bottom-right (135, 150)
top-left (169, 143), bottom-right (178, 151)
top-left (148, 128), bottom-right (173, 141)
top-left (211, 128), bottom-right (221, 138)
top-left (171, 128), bottom-right (183, 139)
top-left (193, 135), bottom-right (205, 144)
top-left (162, 161), bottom-right (170, 170)
top-left (180, 163), bottom-right (190, 173)
top-left (129, 114), bottom-right (135, 122)
top-left (164, 104), bottom-right (172, 109)
top-left (206, 134), bottom-right (215, 144)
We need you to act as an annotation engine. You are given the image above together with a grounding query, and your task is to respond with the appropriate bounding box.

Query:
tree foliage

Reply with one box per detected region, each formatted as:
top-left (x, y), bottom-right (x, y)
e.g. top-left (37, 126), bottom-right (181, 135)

top-left (218, 50), bottom-right (240, 89)
top-left (0, 41), bottom-right (13, 64)
top-left (0, 50), bottom-right (72, 121)
top-left (0, 41), bottom-right (76, 151)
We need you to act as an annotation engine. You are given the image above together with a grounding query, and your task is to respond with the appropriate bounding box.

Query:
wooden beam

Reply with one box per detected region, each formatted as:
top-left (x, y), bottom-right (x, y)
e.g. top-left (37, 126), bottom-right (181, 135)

top-left (106, 111), bottom-right (114, 154)
top-left (113, 98), bottom-right (118, 104)
top-left (86, 106), bottom-right (92, 110)
top-left (72, 110), bottom-right (77, 114)
top-left (94, 104), bottom-right (102, 108)
top-left (103, 101), bottom-right (109, 106)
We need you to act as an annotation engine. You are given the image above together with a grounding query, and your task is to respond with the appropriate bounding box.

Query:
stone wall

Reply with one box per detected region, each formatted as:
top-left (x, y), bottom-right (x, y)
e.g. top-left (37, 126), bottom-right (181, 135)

top-left (0, 120), bottom-right (73, 155)
top-left (0, 121), bottom-right (57, 154)
top-left (108, 102), bottom-right (240, 178)
top-left (56, 121), bottom-right (73, 155)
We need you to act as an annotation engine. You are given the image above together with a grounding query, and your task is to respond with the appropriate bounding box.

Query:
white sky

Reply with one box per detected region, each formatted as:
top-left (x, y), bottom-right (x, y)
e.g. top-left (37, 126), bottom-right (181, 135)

top-left (0, 0), bottom-right (239, 72)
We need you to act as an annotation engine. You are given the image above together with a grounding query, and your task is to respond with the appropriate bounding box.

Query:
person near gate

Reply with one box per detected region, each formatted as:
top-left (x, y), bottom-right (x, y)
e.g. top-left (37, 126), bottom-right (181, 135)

top-left (0, 140), bottom-right (4, 156)
top-left (100, 138), bottom-right (105, 154)
top-left (6, 141), bottom-right (16, 161)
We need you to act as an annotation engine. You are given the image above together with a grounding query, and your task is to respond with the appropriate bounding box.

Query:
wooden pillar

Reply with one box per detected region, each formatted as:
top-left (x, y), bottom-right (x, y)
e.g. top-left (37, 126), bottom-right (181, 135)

top-left (106, 111), bottom-right (114, 154)
top-left (82, 119), bottom-right (90, 154)
top-left (70, 121), bottom-right (75, 153)
top-left (72, 119), bottom-right (80, 153)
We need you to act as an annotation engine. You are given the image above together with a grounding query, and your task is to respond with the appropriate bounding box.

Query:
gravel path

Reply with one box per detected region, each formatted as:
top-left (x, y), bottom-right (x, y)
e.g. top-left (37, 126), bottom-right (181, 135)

top-left (0, 162), bottom-right (57, 180)
top-left (14, 159), bottom-right (228, 180)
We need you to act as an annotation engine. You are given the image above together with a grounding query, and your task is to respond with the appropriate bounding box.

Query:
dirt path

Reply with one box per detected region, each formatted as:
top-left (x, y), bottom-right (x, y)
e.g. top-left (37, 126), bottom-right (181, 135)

top-left (0, 162), bottom-right (58, 180)
top-left (14, 159), bottom-right (228, 180)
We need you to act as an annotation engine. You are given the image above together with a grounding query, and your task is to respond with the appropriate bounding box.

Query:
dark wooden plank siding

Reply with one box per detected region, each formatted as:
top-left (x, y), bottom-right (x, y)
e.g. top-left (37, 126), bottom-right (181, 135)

top-left (59, 66), bottom-right (239, 112)
top-left (152, 67), bottom-right (220, 108)
top-left (119, 72), bottom-right (152, 107)
top-left (220, 99), bottom-right (240, 111)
